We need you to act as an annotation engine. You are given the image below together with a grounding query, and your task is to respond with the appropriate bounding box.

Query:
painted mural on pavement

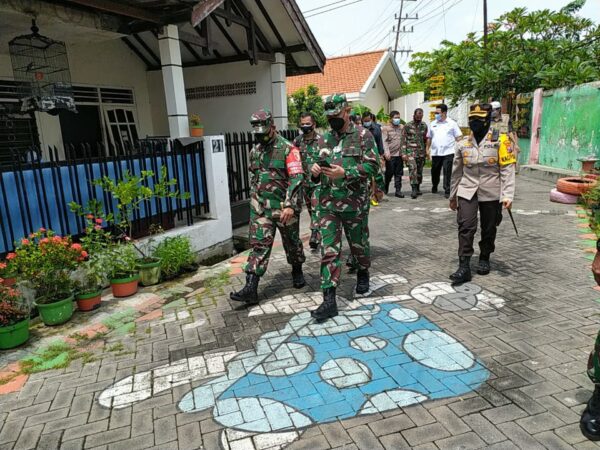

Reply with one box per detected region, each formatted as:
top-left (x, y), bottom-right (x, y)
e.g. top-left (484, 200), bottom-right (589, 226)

top-left (99, 275), bottom-right (506, 449)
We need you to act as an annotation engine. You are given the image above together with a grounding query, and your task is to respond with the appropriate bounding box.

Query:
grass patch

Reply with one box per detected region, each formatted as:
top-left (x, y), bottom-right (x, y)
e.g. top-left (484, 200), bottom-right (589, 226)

top-left (20, 341), bottom-right (81, 374)
top-left (0, 373), bottom-right (18, 386)
top-left (102, 308), bottom-right (137, 331)
top-left (203, 270), bottom-right (230, 290)
top-left (107, 342), bottom-right (125, 353)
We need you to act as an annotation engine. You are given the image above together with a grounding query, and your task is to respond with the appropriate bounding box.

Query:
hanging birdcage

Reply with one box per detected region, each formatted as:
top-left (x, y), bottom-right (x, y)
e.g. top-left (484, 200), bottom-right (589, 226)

top-left (8, 20), bottom-right (76, 115)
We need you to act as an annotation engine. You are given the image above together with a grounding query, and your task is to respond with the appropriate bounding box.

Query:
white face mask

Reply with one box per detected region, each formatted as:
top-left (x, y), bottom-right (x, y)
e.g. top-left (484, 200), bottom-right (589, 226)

top-left (363, 121), bottom-right (372, 128)
top-left (392, 118), bottom-right (401, 126)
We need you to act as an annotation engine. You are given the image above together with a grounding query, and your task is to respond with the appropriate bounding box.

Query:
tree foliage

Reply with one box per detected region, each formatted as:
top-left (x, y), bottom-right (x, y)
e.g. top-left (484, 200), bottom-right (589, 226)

top-left (287, 84), bottom-right (328, 128)
top-left (402, 1), bottom-right (600, 105)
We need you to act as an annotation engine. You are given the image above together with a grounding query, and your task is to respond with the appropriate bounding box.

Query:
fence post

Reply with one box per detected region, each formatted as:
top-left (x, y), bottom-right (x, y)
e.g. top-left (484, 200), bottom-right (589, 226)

top-left (201, 135), bottom-right (232, 237)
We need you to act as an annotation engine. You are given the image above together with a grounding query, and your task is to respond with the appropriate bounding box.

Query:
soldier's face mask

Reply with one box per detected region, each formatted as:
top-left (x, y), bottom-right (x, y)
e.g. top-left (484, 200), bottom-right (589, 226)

top-left (251, 121), bottom-right (273, 144)
top-left (300, 124), bottom-right (314, 135)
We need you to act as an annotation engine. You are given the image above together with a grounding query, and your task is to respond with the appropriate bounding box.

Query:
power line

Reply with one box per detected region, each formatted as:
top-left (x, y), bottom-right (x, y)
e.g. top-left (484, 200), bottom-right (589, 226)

top-left (304, 0), bottom-right (349, 14)
top-left (305, 0), bottom-right (365, 18)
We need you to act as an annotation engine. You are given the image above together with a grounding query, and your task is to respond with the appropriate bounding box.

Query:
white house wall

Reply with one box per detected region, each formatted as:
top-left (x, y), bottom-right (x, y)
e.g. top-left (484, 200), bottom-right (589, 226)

top-left (363, 76), bottom-right (391, 115)
top-left (0, 38), bottom-right (155, 150)
top-left (148, 60), bottom-right (274, 136)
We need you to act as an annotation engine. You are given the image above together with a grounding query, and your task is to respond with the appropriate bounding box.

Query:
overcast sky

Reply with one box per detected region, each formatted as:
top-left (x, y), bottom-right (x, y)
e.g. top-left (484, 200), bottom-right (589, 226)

top-left (297, 0), bottom-right (600, 76)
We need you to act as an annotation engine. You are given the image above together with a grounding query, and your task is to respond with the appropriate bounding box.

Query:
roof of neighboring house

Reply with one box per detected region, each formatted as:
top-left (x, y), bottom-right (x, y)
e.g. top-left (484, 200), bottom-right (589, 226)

top-left (287, 50), bottom-right (392, 96)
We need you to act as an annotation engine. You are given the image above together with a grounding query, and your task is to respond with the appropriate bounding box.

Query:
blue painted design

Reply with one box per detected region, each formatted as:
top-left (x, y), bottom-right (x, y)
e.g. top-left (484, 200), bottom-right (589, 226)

top-left (179, 302), bottom-right (489, 432)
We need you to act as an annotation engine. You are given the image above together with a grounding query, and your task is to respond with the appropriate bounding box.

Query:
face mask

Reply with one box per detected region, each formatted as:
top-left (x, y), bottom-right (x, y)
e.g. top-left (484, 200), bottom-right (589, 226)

top-left (328, 117), bottom-right (345, 132)
top-left (300, 125), bottom-right (314, 135)
top-left (435, 113), bottom-right (442, 121)
top-left (492, 110), bottom-right (501, 120)
top-left (253, 132), bottom-right (272, 145)
top-left (363, 121), bottom-right (372, 128)
top-left (469, 118), bottom-right (490, 142)
top-left (392, 118), bottom-right (401, 126)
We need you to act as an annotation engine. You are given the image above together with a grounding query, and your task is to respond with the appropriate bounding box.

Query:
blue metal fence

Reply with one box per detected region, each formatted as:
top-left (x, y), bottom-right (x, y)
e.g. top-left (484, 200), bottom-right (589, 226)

top-left (0, 139), bottom-right (209, 254)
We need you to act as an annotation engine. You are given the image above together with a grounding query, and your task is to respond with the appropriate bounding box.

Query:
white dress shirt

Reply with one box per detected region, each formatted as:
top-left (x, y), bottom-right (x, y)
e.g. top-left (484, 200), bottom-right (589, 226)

top-left (428, 117), bottom-right (463, 157)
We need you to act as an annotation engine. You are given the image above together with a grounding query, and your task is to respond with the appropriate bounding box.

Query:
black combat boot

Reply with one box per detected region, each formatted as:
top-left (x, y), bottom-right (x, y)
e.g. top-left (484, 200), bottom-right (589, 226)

top-left (309, 230), bottom-right (319, 250)
top-left (292, 264), bottom-right (306, 289)
top-left (411, 185), bottom-right (418, 199)
top-left (395, 191), bottom-right (405, 198)
top-left (311, 288), bottom-right (338, 322)
top-left (346, 254), bottom-right (357, 274)
top-left (356, 270), bottom-right (370, 294)
top-left (581, 385), bottom-right (600, 441)
top-left (477, 255), bottom-right (491, 275)
top-left (449, 256), bottom-right (472, 284)
top-left (230, 273), bottom-right (259, 304)
top-left (416, 184), bottom-right (423, 196)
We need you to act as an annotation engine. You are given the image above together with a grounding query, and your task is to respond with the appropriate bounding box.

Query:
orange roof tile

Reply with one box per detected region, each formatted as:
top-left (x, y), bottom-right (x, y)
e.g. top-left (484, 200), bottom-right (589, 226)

top-left (287, 50), bottom-right (386, 96)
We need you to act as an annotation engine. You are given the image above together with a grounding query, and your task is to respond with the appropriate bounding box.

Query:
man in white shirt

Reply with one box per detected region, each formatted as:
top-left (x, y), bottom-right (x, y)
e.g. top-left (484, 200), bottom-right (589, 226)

top-left (426, 104), bottom-right (463, 198)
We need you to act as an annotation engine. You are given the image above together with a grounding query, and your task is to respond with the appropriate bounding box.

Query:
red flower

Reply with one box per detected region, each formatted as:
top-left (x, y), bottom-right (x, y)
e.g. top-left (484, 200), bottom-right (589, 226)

top-left (6, 253), bottom-right (16, 260)
top-left (39, 227), bottom-right (46, 233)
top-left (40, 238), bottom-right (50, 244)
top-left (21, 239), bottom-right (30, 245)
top-left (0, 263), bottom-right (6, 270)
top-left (94, 225), bottom-right (102, 231)
top-left (124, 236), bottom-right (132, 241)
top-left (71, 243), bottom-right (82, 251)
top-left (95, 218), bottom-right (103, 225)
top-left (81, 251), bottom-right (88, 259)
top-left (86, 214), bottom-right (94, 220)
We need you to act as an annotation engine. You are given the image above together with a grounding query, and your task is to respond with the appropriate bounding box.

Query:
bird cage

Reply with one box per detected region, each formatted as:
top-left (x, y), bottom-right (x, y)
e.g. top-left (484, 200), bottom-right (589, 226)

top-left (8, 20), bottom-right (76, 114)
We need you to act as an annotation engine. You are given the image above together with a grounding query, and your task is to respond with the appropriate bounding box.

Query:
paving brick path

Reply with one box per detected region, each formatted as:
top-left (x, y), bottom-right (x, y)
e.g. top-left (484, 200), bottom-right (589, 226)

top-left (1, 173), bottom-right (599, 450)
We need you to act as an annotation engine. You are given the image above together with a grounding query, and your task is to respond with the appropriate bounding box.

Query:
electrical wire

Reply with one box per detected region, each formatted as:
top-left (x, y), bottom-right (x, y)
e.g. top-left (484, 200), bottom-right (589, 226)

top-left (304, 0), bottom-right (349, 14)
top-left (470, 0), bottom-right (480, 34)
top-left (305, 0), bottom-right (365, 18)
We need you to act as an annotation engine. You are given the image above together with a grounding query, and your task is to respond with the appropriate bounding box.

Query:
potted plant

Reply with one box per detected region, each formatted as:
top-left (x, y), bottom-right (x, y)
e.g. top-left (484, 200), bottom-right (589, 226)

top-left (107, 243), bottom-right (139, 297)
top-left (13, 229), bottom-right (85, 326)
top-left (0, 285), bottom-right (30, 349)
top-left (153, 235), bottom-right (197, 280)
top-left (189, 114), bottom-right (204, 137)
top-left (135, 225), bottom-right (162, 286)
top-left (71, 256), bottom-right (107, 311)
top-left (0, 253), bottom-right (18, 287)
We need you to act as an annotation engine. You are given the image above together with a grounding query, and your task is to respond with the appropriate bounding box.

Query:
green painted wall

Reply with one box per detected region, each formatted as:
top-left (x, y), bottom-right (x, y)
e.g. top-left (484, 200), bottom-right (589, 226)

top-left (518, 137), bottom-right (531, 166)
top-left (538, 82), bottom-right (600, 171)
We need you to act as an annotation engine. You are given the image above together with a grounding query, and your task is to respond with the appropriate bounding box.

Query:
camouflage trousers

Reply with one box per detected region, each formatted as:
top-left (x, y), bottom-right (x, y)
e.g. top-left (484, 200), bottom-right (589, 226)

top-left (243, 209), bottom-right (306, 277)
top-left (304, 185), bottom-right (320, 235)
top-left (408, 156), bottom-right (426, 186)
top-left (588, 330), bottom-right (600, 384)
top-left (319, 209), bottom-right (370, 289)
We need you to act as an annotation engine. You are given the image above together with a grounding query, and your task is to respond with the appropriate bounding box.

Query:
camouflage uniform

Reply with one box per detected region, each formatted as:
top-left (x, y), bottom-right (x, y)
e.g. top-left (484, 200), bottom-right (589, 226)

top-left (402, 120), bottom-right (429, 186)
top-left (315, 96), bottom-right (379, 290)
top-left (293, 132), bottom-right (325, 242)
top-left (243, 128), bottom-right (306, 277)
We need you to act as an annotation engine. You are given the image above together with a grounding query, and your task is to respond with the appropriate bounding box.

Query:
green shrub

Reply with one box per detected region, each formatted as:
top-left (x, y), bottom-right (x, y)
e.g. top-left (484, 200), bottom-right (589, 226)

top-left (153, 236), bottom-right (196, 279)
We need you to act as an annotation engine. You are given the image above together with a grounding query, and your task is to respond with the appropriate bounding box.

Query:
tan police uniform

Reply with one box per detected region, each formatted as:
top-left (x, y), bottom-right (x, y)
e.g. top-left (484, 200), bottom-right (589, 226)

top-left (450, 109), bottom-right (516, 258)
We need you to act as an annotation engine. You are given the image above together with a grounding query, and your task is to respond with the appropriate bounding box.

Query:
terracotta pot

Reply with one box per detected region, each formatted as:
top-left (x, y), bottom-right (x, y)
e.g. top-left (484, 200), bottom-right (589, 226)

top-left (110, 274), bottom-right (139, 298)
top-left (1, 276), bottom-right (17, 287)
top-left (594, 240), bottom-right (600, 286)
top-left (190, 127), bottom-right (204, 137)
top-left (76, 290), bottom-right (102, 312)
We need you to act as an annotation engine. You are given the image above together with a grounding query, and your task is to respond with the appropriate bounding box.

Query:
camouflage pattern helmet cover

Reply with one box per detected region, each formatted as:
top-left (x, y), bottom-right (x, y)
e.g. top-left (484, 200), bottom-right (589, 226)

top-left (324, 94), bottom-right (349, 116)
top-left (250, 108), bottom-right (273, 133)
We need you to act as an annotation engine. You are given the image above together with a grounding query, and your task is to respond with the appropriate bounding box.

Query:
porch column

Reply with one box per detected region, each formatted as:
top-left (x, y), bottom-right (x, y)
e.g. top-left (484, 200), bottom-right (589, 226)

top-left (270, 52), bottom-right (288, 130)
top-left (158, 24), bottom-right (189, 138)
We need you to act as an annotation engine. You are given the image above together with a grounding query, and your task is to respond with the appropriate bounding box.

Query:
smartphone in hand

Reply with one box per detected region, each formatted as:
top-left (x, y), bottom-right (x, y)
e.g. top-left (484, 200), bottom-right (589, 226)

top-left (317, 160), bottom-right (331, 168)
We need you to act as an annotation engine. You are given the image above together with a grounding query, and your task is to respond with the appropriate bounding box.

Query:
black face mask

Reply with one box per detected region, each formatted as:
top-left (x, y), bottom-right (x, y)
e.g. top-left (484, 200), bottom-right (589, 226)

top-left (328, 117), bottom-right (345, 132)
top-left (300, 125), bottom-right (314, 135)
top-left (469, 118), bottom-right (490, 143)
top-left (254, 132), bottom-right (272, 145)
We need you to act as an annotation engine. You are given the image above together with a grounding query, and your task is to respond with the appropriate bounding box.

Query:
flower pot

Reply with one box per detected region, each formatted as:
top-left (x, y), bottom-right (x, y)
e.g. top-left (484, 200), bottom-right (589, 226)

top-left (110, 274), bottom-right (139, 298)
top-left (34, 295), bottom-right (74, 326)
top-left (1, 276), bottom-right (17, 287)
top-left (190, 127), bottom-right (204, 137)
top-left (76, 290), bottom-right (102, 312)
top-left (138, 259), bottom-right (161, 286)
top-left (0, 318), bottom-right (29, 349)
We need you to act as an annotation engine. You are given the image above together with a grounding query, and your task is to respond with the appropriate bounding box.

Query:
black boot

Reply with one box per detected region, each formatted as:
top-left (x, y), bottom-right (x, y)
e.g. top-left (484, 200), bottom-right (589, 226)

top-left (477, 255), bottom-right (490, 275)
top-left (356, 270), bottom-right (370, 294)
top-left (292, 264), bottom-right (306, 289)
top-left (309, 230), bottom-right (319, 250)
top-left (416, 184), bottom-right (423, 196)
top-left (581, 386), bottom-right (600, 441)
top-left (230, 273), bottom-right (259, 304)
top-left (395, 191), bottom-right (405, 198)
top-left (411, 185), bottom-right (418, 199)
top-left (346, 254), bottom-right (357, 274)
top-left (311, 288), bottom-right (338, 322)
top-left (449, 256), bottom-right (472, 284)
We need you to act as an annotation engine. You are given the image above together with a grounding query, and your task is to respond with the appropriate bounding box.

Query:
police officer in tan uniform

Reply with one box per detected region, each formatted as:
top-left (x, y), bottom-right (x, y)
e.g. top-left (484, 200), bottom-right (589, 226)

top-left (448, 103), bottom-right (516, 283)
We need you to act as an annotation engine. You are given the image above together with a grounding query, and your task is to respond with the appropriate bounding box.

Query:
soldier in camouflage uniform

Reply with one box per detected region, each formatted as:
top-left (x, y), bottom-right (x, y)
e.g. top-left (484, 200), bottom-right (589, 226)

top-left (582, 332), bottom-right (600, 440)
top-left (402, 108), bottom-right (429, 199)
top-left (230, 109), bottom-right (306, 305)
top-left (293, 112), bottom-right (325, 250)
top-left (309, 94), bottom-right (379, 322)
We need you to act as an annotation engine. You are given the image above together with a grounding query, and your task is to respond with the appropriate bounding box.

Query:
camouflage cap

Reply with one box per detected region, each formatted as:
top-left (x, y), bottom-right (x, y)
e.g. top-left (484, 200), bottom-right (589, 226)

top-left (250, 108), bottom-right (273, 132)
top-left (324, 94), bottom-right (348, 116)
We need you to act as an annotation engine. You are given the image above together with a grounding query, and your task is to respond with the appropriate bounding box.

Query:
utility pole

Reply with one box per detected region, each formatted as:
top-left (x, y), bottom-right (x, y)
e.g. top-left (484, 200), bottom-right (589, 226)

top-left (483, 0), bottom-right (488, 52)
top-left (393, 0), bottom-right (417, 58)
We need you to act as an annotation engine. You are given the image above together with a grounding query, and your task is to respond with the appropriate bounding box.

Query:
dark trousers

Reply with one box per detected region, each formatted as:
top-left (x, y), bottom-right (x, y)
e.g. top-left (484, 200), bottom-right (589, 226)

top-left (385, 156), bottom-right (403, 194)
top-left (457, 194), bottom-right (503, 257)
top-left (431, 154), bottom-right (454, 194)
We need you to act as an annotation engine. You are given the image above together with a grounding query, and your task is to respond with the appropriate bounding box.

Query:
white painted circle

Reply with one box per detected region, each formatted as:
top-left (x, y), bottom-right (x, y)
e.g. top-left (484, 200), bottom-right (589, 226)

top-left (388, 307), bottom-right (419, 323)
top-left (320, 358), bottom-right (371, 388)
top-left (350, 336), bottom-right (388, 352)
top-left (403, 330), bottom-right (475, 371)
